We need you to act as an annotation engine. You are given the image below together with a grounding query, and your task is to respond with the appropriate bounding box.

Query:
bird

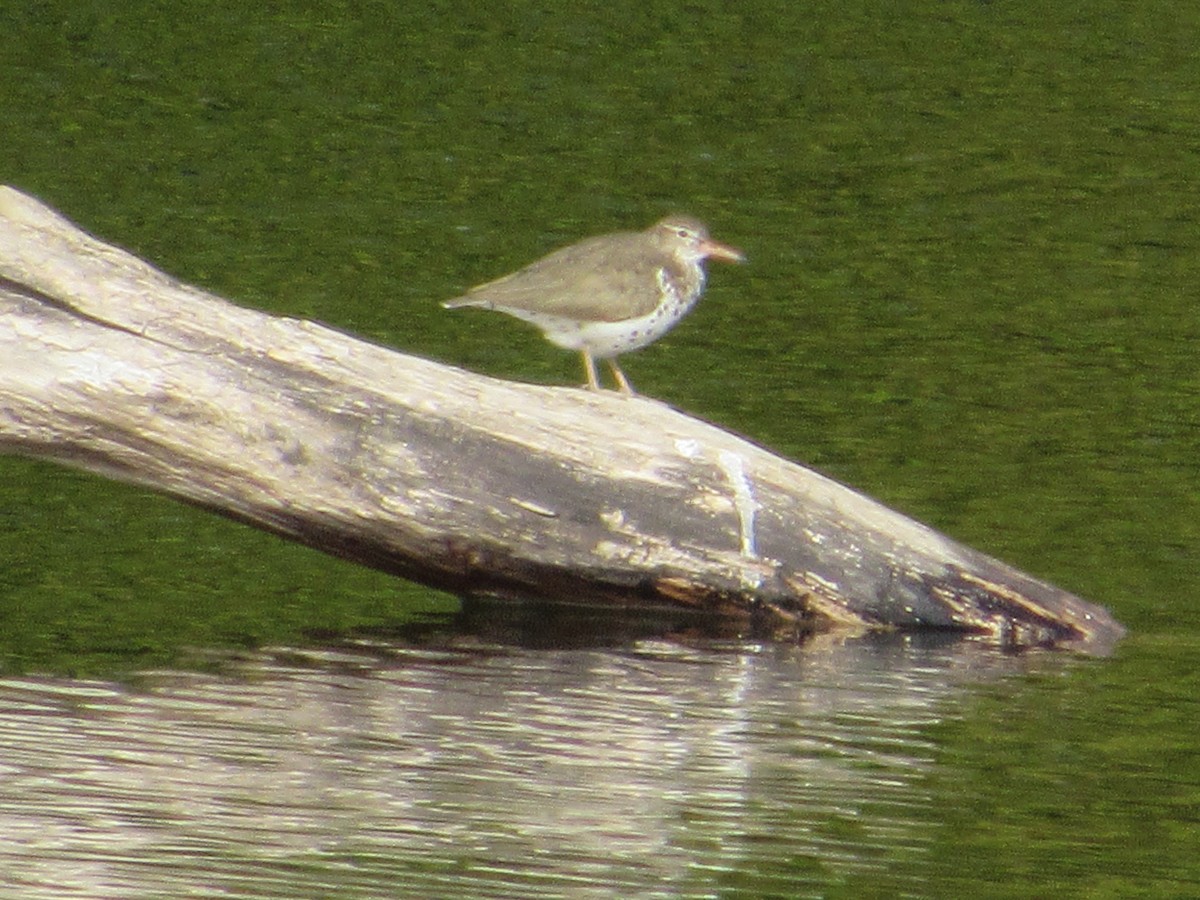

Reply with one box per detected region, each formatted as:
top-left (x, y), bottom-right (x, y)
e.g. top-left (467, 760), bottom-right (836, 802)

top-left (442, 215), bottom-right (744, 395)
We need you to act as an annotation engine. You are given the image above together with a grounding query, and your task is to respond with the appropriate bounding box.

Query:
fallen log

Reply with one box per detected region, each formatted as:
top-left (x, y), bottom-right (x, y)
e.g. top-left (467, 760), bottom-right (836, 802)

top-left (0, 187), bottom-right (1125, 654)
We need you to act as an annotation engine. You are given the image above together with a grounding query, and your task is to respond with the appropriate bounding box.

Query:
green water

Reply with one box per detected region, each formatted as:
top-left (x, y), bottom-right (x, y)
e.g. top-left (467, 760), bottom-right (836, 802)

top-left (2, 0), bottom-right (1199, 894)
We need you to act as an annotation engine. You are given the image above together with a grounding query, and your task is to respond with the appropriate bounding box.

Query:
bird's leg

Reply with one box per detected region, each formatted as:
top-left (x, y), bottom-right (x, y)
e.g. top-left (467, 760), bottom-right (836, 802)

top-left (608, 359), bottom-right (636, 396)
top-left (581, 351), bottom-right (602, 391)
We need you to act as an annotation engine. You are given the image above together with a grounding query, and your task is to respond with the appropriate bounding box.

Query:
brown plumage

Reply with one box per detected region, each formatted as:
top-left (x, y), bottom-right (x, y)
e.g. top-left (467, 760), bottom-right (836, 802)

top-left (443, 215), bottom-right (743, 394)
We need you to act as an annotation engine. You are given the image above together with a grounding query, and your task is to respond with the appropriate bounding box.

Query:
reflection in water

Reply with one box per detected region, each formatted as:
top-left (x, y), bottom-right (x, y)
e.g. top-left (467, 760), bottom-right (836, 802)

top-left (0, 617), bottom-right (1047, 898)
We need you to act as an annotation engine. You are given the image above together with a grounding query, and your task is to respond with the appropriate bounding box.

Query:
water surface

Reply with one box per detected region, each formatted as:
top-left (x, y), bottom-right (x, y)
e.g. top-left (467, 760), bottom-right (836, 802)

top-left (0, 628), bottom-right (1045, 899)
top-left (1, 1), bottom-right (1197, 895)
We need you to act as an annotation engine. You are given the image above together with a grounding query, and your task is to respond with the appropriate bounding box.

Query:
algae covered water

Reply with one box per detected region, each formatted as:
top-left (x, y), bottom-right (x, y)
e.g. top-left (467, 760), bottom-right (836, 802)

top-left (1, 1), bottom-right (1197, 894)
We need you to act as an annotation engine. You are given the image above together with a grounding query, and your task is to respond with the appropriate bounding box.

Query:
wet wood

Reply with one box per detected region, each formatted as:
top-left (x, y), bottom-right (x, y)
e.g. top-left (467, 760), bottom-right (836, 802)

top-left (0, 187), bottom-right (1125, 654)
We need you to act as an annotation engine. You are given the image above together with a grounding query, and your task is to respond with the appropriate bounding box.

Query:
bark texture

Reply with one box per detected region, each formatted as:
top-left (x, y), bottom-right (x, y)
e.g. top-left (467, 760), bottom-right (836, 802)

top-left (0, 187), bottom-right (1125, 654)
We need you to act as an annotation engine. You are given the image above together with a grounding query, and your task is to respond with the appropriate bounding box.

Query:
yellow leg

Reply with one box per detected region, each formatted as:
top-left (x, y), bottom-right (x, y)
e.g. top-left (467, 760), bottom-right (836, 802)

top-left (608, 359), bottom-right (635, 396)
top-left (581, 351), bottom-right (602, 391)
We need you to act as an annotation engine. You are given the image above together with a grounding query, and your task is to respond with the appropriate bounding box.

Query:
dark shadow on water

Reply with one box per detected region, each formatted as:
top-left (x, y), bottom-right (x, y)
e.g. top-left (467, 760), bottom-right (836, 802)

top-left (307, 595), bottom-right (1020, 659)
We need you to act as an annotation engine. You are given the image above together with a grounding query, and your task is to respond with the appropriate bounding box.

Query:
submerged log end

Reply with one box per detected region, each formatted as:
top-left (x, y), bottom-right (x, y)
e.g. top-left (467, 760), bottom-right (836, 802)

top-left (430, 542), bottom-right (1124, 656)
top-left (780, 560), bottom-right (1124, 656)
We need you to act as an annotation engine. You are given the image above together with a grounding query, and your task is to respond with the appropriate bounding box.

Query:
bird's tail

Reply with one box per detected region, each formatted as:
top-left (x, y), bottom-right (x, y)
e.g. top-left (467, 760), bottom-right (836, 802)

top-left (441, 296), bottom-right (492, 310)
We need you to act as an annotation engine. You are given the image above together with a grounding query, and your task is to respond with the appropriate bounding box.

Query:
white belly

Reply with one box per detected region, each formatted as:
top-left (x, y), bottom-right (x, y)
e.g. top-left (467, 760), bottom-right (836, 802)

top-left (500, 293), bottom-right (700, 359)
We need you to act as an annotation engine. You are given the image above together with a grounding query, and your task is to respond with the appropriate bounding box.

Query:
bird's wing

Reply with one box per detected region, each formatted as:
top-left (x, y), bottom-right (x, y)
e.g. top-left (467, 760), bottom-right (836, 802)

top-left (444, 232), bottom-right (665, 322)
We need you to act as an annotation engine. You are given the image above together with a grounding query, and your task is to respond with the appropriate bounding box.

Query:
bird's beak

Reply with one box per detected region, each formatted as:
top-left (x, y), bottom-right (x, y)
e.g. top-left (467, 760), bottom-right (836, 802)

top-left (700, 238), bottom-right (746, 263)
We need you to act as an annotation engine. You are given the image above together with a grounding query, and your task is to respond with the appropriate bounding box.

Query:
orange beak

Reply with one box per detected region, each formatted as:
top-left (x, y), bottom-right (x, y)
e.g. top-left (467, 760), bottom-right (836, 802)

top-left (700, 238), bottom-right (746, 263)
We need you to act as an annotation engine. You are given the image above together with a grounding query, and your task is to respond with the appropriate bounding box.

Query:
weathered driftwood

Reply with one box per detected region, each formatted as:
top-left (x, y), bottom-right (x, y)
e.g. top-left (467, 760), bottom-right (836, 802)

top-left (0, 187), bottom-right (1124, 654)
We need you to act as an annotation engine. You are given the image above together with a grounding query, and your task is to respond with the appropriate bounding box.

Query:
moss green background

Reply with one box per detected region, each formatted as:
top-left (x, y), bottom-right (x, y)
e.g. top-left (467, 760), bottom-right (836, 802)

top-left (4, 0), bottom-right (1196, 671)
top-left (3, 0), bottom-right (1200, 892)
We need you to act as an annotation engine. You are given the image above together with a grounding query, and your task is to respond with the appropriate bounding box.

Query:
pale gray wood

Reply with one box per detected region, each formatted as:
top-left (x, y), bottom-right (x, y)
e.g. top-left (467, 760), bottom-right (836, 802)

top-left (0, 187), bottom-right (1125, 653)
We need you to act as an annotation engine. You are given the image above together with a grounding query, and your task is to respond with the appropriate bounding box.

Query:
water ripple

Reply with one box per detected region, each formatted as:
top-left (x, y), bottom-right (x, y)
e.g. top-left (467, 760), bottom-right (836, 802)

top-left (0, 631), bottom-right (1039, 898)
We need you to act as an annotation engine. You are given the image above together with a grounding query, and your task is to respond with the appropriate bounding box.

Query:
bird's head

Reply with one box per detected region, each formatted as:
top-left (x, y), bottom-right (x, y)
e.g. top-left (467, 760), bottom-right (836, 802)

top-left (651, 215), bottom-right (745, 266)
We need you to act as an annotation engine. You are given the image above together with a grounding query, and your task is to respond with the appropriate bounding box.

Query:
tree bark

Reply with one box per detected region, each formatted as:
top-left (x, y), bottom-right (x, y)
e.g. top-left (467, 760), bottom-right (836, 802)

top-left (0, 187), bottom-right (1125, 654)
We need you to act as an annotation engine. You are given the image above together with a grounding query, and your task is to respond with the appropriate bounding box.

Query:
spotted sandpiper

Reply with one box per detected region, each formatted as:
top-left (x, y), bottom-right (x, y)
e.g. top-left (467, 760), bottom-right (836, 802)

top-left (442, 215), bottom-right (744, 394)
